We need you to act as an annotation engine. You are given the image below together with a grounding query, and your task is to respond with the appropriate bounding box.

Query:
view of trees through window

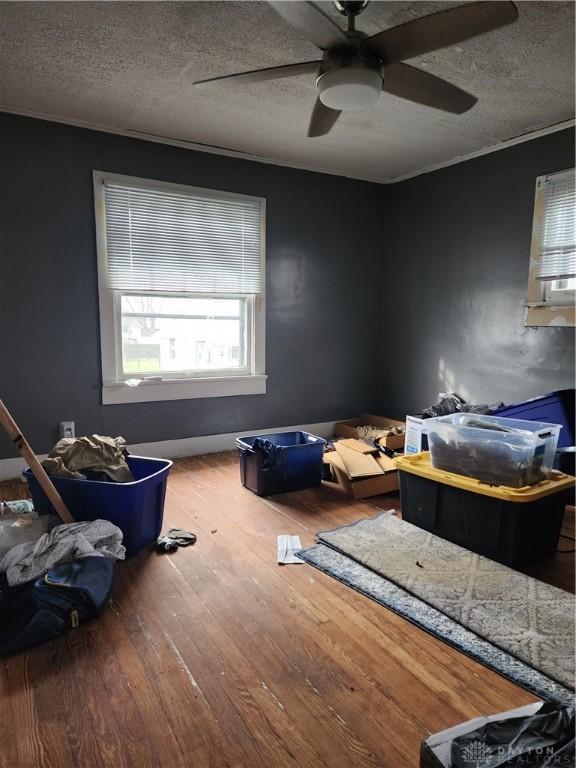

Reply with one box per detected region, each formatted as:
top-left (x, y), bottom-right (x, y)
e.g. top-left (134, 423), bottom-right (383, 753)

top-left (121, 295), bottom-right (245, 375)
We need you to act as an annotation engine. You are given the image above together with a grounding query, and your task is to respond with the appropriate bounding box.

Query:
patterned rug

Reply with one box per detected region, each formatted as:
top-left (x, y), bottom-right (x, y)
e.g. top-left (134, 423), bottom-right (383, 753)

top-left (298, 512), bottom-right (575, 706)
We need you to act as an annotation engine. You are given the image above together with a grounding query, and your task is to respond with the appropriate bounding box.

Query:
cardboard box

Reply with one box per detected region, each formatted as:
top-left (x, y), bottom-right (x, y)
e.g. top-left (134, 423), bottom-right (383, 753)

top-left (335, 414), bottom-right (406, 450)
top-left (336, 438), bottom-right (377, 455)
top-left (324, 451), bottom-right (399, 499)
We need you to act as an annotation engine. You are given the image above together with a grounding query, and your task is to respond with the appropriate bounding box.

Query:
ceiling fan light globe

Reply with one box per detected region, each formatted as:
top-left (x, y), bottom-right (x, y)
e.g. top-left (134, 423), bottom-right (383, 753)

top-left (317, 67), bottom-right (382, 111)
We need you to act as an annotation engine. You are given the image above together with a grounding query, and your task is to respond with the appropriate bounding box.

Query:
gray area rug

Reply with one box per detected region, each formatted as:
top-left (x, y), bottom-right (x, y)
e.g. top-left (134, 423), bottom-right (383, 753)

top-left (298, 512), bottom-right (575, 707)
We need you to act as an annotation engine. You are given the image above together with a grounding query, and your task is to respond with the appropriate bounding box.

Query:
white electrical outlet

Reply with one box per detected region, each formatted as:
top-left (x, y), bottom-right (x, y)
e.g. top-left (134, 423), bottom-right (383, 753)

top-left (59, 421), bottom-right (76, 439)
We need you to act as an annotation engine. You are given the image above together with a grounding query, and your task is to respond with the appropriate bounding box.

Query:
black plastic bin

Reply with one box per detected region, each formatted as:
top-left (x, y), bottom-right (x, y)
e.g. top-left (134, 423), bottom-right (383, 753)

top-left (236, 431), bottom-right (325, 496)
top-left (396, 453), bottom-right (575, 567)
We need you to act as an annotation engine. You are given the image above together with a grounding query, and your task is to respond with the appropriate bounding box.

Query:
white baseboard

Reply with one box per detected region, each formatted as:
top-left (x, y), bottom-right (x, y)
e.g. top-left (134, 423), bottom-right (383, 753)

top-left (0, 456), bottom-right (46, 483)
top-left (0, 420), bottom-right (341, 482)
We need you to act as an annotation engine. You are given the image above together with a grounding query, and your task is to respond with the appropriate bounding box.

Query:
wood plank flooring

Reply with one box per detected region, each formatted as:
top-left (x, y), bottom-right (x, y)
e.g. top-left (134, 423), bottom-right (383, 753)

top-left (0, 452), bottom-right (573, 768)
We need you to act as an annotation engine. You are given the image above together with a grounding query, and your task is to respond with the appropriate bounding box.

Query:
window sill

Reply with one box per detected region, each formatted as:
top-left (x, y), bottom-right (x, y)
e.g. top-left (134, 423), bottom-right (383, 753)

top-left (524, 304), bottom-right (575, 327)
top-left (102, 374), bottom-right (267, 405)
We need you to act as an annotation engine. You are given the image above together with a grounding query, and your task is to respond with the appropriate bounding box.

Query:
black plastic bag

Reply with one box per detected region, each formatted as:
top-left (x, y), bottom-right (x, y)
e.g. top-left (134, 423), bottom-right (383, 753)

top-left (450, 703), bottom-right (575, 768)
top-left (422, 392), bottom-right (505, 419)
top-left (423, 393), bottom-right (466, 418)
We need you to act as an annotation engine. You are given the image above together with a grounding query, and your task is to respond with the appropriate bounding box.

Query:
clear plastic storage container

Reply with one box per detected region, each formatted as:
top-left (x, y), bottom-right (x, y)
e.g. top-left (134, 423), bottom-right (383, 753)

top-left (425, 413), bottom-right (561, 488)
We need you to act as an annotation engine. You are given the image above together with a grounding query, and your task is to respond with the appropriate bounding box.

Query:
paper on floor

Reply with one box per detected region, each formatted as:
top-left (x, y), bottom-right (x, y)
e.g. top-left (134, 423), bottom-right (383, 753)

top-left (277, 535), bottom-right (304, 565)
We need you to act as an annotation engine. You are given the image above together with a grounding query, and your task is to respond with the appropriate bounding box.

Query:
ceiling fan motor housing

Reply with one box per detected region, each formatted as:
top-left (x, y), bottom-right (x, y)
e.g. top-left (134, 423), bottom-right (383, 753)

top-left (316, 47), bottom-right (383, 111)
top-left (334, 1), bottom-right (369, 18)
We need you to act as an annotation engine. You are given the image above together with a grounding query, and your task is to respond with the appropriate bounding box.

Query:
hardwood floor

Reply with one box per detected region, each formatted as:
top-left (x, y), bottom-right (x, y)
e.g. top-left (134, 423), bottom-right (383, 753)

top-left (0, 452), bottom-right (573, 768)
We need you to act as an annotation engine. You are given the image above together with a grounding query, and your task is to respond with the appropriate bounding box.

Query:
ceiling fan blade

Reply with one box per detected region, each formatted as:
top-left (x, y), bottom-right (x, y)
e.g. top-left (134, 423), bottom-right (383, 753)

top-left (195, 60), bottom-right (321, 86)
top-left (308, 98), bottom-right (341, 137)
top-left (364, 1), bottom-right (518, 64)
top-left (268, 1), bottom-right (352, 51)
top-left (382, 63), bottom-right (477, 114)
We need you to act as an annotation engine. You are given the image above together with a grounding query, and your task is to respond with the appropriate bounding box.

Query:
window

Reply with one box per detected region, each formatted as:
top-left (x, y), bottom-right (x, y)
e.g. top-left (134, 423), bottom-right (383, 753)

top-left (94, 172), bottom-right (266, 404)
top-left (525, 168), bottom-right (575, 327)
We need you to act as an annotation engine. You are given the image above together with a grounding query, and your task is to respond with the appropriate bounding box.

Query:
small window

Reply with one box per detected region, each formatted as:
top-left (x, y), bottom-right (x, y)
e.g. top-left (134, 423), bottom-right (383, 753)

top-left (94, 172), bottom-right (266, 404)
top-left (525, 168), bottom-right (575, 326)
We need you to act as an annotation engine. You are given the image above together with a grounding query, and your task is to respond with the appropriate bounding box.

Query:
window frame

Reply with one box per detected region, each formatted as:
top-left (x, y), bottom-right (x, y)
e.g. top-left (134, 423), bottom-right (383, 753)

top-left (525, 169), bottom-right (575, 327)
top-left (93, 171), bottom-right (267, 405)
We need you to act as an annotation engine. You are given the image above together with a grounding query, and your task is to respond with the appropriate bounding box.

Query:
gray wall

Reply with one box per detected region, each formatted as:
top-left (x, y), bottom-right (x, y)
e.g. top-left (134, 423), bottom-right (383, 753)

top-left (0, 113), bottom-right (385, 459)
top-left (379, 128), bottom-right (575, 419)
top-left (1, 115), bottom-right (574, 461)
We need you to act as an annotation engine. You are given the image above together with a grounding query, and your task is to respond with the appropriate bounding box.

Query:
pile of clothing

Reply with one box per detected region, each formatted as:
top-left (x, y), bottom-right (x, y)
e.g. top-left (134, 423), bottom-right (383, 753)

top-left (356, 424), bottom-right (405, 441)
top-left (429, 432), bottom-right (545, 487)
top-left (421, 392), bottom-right (504, 419)
top-left (0, 496), bottom-right (125, 656)
top-left (42, 435), bottom-right (133, 482)
top-left (0, 434), bottom-right (190, 654)
top-left (0, 516), bottom-right (125, 588)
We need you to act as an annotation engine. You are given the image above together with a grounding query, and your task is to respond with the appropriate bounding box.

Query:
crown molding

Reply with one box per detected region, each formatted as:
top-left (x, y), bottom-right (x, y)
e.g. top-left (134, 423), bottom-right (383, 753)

top-left (1, 106), bottom-right (574, 185)
top-left (0, 106), bottom-right (382, 185)
top-left (387, 118), bottom-right (576, 184)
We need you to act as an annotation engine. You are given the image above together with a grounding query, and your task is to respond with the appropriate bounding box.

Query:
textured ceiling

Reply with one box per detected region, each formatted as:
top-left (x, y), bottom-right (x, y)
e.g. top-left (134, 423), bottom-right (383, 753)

top-left (0, 1), bottom-right (574, 182)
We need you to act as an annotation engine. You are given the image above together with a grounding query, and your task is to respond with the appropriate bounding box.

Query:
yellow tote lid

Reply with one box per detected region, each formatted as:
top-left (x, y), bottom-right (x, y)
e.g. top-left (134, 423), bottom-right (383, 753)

top-left (395, 452), bottom-right (575, 502)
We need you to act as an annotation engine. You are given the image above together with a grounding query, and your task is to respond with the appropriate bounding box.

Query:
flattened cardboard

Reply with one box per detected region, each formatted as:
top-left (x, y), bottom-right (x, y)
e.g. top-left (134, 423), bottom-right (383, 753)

top-left (334, 443), bottom-right (384, 478)
top-left (374, 453), bottom-right (397, 472)
top-left (337, 438), bottom-right (377, 455)
top-left (335, 414), bottom-right (405, 450)
top-left (324, 452), bottom-right (399, 499)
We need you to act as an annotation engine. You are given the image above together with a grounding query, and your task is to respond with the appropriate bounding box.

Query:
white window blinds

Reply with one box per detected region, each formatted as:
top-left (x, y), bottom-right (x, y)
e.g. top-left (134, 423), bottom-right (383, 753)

top-left (536, 169), bottom-right (576, 281)
top-left (103, 181), bottom-right (264, 294)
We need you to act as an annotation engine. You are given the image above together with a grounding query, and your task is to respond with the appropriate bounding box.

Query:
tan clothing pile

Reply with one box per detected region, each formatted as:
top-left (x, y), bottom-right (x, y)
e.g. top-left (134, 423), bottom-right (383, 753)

top-left (356, 424), bottom-right (405, 441)
top-left (42, 435), bottom-right (133, 482)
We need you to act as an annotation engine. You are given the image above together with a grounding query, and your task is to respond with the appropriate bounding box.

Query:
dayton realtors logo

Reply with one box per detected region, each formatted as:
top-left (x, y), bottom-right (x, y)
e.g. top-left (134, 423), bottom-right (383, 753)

top-left (460, 740), bottom-right (489, 766)
top-left (459, 738), bottom-right (569, 766)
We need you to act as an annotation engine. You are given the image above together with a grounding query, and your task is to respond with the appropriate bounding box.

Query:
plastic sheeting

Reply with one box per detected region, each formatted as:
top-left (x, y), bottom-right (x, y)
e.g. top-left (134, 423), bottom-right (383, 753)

top-left (422, 392), bottom-right (504, 419)
top-left (451, 703), bottom-right (574, 768)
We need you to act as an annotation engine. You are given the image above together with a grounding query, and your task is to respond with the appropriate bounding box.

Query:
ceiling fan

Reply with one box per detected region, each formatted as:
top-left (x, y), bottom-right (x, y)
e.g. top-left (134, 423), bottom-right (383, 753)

top-left (194, 1), bottom-right (518, 137)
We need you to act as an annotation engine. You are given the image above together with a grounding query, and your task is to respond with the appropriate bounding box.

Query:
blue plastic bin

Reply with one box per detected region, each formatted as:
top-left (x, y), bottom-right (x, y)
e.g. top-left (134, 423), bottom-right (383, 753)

top-left (236, 431), bottom-right (325, 496)
top-left (493, 389), bottom-right (575, 448)
top-left (23, 456), bottom-right (172, 558)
